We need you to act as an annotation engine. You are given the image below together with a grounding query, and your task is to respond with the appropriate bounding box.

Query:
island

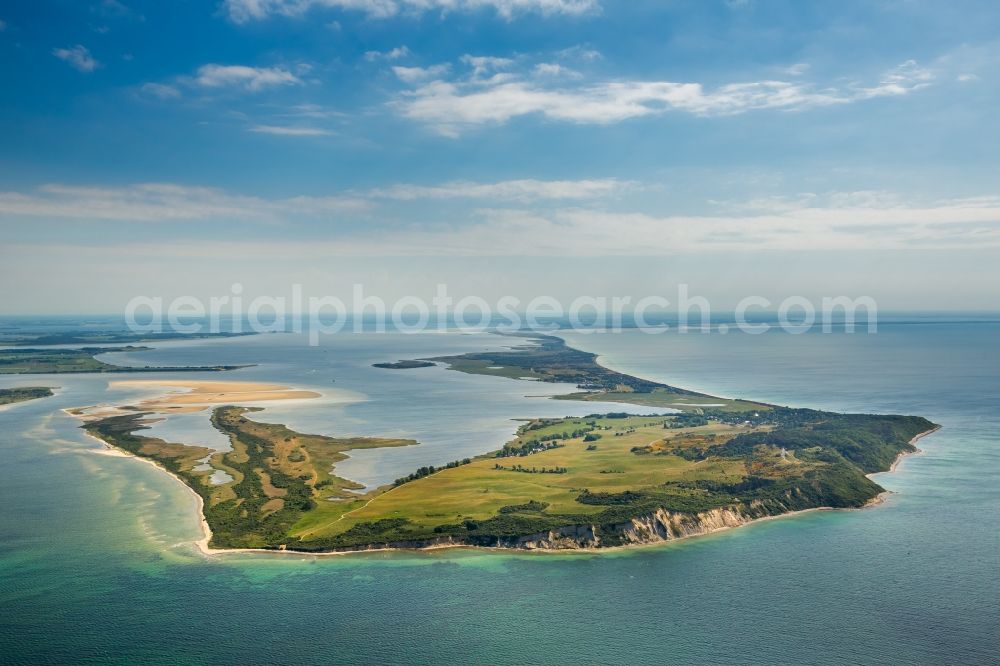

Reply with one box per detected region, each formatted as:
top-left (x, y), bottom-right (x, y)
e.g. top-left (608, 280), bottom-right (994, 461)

top-left (0, 347), bottom-right (250, 374)
top-left (81, 333), bottom-right (939, 554)
top-left (0, 386), bottom-right (54, 405)
top-left (372, 360), bottom-right (437, 369)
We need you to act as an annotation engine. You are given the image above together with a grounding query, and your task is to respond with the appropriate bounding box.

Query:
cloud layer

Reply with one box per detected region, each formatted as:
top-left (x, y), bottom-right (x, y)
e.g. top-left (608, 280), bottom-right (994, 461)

top-left (249, 124), bottom-right (333, 136)
top-left (371, 178), bottom-right (630, 201)
top-left (0, 183), bottom-right (366, 222)
top-left (4, 182), bottom-right (998, 253)
top-left (394, 58), bottom-right (935, 135)
top-left (224, 0), bottom-right (599, 22)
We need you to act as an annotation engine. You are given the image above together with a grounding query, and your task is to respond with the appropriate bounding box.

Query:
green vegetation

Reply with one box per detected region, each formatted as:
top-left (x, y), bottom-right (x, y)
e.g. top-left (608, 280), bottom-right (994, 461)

top-left (372, 360), bottom-right (437, 369)
top-left (0, 347), bottom-right (249, 374)
top-left (498, 500), bottom-right (549, 514)
top-left (84, 403), bottom-right (933, 551)
top-left (393, 457), bottom-right (472, 487)
top-left (0, 386), bottom-right (54, 405)
top-left (670, 408), bottom-right (933, 473)
top-left (284, 408), bottom-right (932, 550)
top-left (428, 333), bottom-right (671, 390)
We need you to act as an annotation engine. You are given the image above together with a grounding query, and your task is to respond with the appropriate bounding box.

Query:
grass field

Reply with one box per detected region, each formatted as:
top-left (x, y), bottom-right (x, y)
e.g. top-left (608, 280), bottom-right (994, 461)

top-left (310, 415), bottom-right (767, 538)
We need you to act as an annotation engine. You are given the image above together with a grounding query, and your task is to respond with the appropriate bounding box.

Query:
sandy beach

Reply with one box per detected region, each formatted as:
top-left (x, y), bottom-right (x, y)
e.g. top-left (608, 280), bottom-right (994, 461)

top-left (107, 379), bottom-right (321, 414)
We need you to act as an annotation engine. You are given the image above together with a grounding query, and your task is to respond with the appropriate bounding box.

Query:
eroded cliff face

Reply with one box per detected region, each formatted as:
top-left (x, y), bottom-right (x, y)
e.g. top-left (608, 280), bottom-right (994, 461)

top-left (611, 501), bottom-right (787, 546)
top-left (296, 499), bottom-right (812, 553)
top-left (476, 499), bottom-right (796, 551)
top-left (500, 525), bottom-right (600, 550)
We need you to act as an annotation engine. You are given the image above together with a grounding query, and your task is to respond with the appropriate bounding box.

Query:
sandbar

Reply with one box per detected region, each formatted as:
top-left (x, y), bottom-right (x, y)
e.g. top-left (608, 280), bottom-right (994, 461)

top-left (106, 379), bottom-right (321, 414)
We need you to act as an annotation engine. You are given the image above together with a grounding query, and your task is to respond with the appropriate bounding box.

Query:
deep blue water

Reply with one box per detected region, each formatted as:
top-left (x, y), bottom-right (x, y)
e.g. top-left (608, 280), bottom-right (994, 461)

top-left (1, 321), bottom-right (998, 664)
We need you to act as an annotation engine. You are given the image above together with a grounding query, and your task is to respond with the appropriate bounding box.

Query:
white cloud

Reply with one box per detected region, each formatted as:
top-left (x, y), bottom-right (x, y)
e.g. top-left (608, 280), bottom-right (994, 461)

top-left (223, 0), bottom-right (599, 23)
top-left (461, 54), bottom-right (514, 77)
top-left (0, 183), bottom-right (367, 222)
top-left (533, 63), bottom-right (581, 78)
top-left (856, 59), bottom-right (933, 98)
top-left (17, 193), bottom-right (998, 258)
top-left (372, 178), bottom-right (633, 201)
top-left (394, 58), bottom-right (936, 134)
top-left (364, 45), bottom-right (411, 61)
top-left (554, 45), bottom-right (601, 61)
top-left (53, 45), bottom-right (100, 72)
top-left (282, 103), bottom-right (346, 119)
top-left (194, 64), bottom-right (302, 92)
top-left (140, 82), bottom-right (181, 99)
top-left (0, 178), bottom-right (629, 224)
top-left (249, 124), bottom-right (333, 136)
top-left (783, 63), bottom-right (810, 76)
top-left (392, 64), bottom-right (451, 83)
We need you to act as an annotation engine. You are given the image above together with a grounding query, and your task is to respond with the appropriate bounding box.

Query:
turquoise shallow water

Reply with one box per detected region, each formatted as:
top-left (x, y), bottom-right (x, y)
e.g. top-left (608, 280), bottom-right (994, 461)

top-left (1, 322), bottom-right (998, 664)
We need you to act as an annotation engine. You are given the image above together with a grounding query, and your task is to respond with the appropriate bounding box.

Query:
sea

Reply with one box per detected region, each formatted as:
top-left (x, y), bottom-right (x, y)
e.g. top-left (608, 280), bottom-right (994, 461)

top-left (1, 316), bottom-right (998, 664)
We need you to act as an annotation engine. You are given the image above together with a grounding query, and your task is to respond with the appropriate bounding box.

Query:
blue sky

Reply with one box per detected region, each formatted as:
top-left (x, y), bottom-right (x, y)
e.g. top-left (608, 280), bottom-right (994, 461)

top-left (2, 0), bottom-right (999, 313)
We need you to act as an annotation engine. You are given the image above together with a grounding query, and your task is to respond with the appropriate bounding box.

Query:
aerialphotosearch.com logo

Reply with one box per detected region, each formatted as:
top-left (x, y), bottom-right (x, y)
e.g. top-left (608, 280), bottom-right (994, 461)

top-left (124, 283), bottom-right (878, 345)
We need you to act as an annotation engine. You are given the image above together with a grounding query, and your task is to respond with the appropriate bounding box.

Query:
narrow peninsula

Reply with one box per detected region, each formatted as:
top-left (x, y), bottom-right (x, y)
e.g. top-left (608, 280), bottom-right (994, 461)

top-left (424, 333), bottom-right (767, 411)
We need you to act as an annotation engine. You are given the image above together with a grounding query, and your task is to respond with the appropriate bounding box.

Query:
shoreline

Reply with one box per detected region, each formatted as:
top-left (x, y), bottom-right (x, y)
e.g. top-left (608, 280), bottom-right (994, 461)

top-left (863, 425), bottom-right (943, 507)
top-left (82, 429), bottom-right (220, 555)
top-left (83, 424), bottom-right (943, 560)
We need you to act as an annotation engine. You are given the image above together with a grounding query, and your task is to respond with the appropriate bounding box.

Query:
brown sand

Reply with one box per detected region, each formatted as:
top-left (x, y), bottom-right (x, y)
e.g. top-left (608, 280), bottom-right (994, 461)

top-left (108, 379), bottom-right (320, 413)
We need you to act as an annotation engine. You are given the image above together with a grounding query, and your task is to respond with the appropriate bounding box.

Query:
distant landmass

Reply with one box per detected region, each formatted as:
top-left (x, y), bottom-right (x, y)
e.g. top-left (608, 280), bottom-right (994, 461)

top-left (0, 347), bottom-right (250, 374)
top-left (0, 330), bottom-right (255, 347)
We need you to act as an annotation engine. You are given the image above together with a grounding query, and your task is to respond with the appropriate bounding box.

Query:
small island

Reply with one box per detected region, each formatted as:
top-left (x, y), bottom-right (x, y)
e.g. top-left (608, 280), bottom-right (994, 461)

top-left (372, 360), bottom-right (437, 369)
top-left (81, 333), bottom-right (939, 554)
top-left (0, 386), bottom-right (54, 405)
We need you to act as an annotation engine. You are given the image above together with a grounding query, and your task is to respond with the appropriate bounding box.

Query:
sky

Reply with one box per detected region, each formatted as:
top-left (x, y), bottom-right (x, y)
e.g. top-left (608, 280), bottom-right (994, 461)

top-left (1, 0), bottom-right (999, 314)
